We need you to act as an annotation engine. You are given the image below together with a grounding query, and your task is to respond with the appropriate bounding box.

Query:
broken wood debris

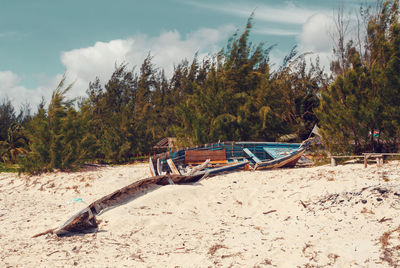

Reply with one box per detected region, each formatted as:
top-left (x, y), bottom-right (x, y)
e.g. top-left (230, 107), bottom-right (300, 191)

top-left (33, 173), bottom-right (204, 237)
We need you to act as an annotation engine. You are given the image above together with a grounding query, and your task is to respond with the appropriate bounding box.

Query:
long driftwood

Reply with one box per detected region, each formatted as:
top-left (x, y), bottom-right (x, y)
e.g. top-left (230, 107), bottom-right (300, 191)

top-left (34, 174), bottom-right (204, 237)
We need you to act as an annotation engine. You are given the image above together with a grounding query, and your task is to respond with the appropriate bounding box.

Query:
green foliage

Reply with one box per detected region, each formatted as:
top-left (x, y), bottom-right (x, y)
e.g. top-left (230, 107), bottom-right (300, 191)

top-left (317, 0), bottom-right (400, 153)
top-left (0, 162), bottom-right (18, 173)
top-left (78, 59), bottom-right (165, 163)
top-left (317, 52), bottom-right (372, 153)
top-left (173, 18), bottom-right (322, 145)
top-left (0, 123), bottom-right (27, 163)
top-left (0, 98), bottom-right (16, 141)
top-left (2, 5), bottom-right (398, 172)
top-left (19, 101), bottom-right (50, 173)
top-left (19, 77), bottom-right (93, 174)
top-left (1, 15), bottom-right (346, 172)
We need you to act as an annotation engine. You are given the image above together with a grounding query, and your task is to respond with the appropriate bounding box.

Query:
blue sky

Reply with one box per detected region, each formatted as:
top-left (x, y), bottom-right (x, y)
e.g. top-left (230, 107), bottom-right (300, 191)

top-left (0, 0), bottom-right (368, 108)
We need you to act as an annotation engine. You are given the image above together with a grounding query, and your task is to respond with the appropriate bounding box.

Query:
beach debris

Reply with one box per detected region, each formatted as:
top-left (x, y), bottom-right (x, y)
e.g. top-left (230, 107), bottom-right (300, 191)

top-left (67, 197), bottom-right (85, 204)
top-left (208, 244), bottom-right (228, 256)
top-left (32, 228), bottom-right (57, 238)
top-left (32, 173), bottom-right (204, 237)
top-left (184, 159), bottom-right (210, 176)
top-left (305, 185), bottom-right (400, 213)
top-left (263, 209), bottom-right (277, 215)
top-left (150, 138), bottom-right (314, 178)
top-left (378, 217), bottom-right (392, 223)
top-left (300, 200), bottom-right (308, 208)
top-left (379, 225), bottom-right (400, 267)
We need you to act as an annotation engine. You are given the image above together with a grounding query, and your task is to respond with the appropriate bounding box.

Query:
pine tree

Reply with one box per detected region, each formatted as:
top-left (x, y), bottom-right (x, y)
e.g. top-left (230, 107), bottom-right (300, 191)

top-left (19, 100), bottom-right (50, 174)
top-left (0, 98), bottom-right (16, 141)
top-left (99, 64), bottom-right (137, 162)
top-left (318, 0), bottom-right (400, 153)
top-left (19, 76), bottom-right (90, 173)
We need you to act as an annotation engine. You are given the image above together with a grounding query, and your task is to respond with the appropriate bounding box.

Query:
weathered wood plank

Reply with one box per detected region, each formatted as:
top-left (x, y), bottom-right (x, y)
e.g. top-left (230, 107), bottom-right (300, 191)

top-left (185, 159), bottom-right (210, 176)
top-left (41, 174), bottom-right (204, 237)
top-left (149, 157), bottom-right (156, 176)
top-left (185, 149), bottom-right (226, 165)
top-left (243, 148), bottom-right (261, 163)
top-left (167, 159), bottom-right (180, 175)
top-left (157, 158), bottom-right (163, 175)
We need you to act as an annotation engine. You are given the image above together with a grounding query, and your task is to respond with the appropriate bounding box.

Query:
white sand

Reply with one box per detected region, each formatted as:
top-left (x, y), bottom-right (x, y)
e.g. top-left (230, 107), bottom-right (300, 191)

top-left (1, 161), bottom-right (400, 267)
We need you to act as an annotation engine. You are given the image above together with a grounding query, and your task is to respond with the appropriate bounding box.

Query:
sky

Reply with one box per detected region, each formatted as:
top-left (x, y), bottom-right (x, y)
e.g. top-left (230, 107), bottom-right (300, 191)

top-left (0, 0), bottom-right (369, 109)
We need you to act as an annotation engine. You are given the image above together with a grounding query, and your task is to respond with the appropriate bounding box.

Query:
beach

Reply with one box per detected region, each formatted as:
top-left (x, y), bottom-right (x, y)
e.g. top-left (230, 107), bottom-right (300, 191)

top-left (1, 161), bottom-right (400, 267)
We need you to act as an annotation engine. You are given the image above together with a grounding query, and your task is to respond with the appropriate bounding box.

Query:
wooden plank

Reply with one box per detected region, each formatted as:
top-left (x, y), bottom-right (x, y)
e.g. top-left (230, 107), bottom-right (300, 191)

top-left (263, 147), bottom-right (296, 159)
top-left (243, 148), bottom-right (261, 163)
top-left (186, 159), bottom-right (210, 176)
top-left (328, 155), bottom-right (367, 167)
top-left (332, 155), bottom-right (364, 158)
top-left (157, 158), bottom-right (163, 175)
top-left (167, 159), bottom-right (180, 175)
top-left (50, 174), bottom-right (204, 236)
top-left (185, 149), bottom-right (226, 164)
top-left (193, 160), bottom-right (249, 176)
top-left (186, 160), bottom-right (227, 165)
top-left (149, 157), bottom-right (156, 176)
top-left (363, 153), bottom-right (400, 156)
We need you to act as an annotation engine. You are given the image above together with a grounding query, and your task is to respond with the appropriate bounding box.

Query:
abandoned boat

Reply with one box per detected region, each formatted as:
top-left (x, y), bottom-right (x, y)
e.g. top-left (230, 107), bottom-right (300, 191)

top-left (149, 139), bottom-right (313, 176)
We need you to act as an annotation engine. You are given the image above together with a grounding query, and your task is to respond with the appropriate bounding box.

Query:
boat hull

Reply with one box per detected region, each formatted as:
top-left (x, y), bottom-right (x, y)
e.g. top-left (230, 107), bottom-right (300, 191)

top-left (149, 139), bottom-right (312, 176)
top-left (254, 148), bottom-right (306, 170)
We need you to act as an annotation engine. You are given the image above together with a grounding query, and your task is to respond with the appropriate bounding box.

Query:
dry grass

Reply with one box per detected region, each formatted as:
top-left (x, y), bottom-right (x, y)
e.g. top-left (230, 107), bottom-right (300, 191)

top-left (379, 226), bottom-right (400, 267)
top-left (208, 244), bottom-right (228, 256)
top-left (379, 226), bottom-right (400, 249)
top-left (361, 207), bottom-right (375, 214)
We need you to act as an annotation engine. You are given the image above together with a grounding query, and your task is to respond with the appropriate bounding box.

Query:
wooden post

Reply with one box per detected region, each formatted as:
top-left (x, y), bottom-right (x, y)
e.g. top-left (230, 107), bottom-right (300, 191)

top-left (330, 157), bottom-right (336, 167)
top-left (364, 154), bottom-right (370, 168)
top-left (376, 155), bottom-right (383, 167)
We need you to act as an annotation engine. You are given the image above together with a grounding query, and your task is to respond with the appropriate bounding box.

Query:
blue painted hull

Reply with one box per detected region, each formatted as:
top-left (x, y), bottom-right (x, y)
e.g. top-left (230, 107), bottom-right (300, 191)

top-left (150, 139), bottom-right (312, 176)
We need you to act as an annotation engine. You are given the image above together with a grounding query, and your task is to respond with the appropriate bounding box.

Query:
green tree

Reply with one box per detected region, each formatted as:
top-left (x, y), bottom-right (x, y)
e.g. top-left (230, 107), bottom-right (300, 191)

top-left (0, 98), bottom-right (16, 141)
top-left (19, 100), bottom-right (50, 174)
top-left (317, 0), bottom-right (400, 153)
top-left (0, 123), bottom-right (27, 163)
top-left (20, 77), bottom-right (92, 174)
top-left (173, 16), bottom-right (280, 144)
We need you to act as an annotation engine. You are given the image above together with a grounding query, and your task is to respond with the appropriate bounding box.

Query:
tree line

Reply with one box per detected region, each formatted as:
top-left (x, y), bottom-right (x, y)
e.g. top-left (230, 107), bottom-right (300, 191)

top-left (0, 0), bottom-right (399, 174)
top-left (317, 0), bottom-right (400, 153)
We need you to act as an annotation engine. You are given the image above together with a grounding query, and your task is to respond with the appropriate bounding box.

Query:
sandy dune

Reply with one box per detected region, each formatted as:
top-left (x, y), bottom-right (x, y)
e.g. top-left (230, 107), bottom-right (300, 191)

top-left (1, 161), bottom-right (400, 267)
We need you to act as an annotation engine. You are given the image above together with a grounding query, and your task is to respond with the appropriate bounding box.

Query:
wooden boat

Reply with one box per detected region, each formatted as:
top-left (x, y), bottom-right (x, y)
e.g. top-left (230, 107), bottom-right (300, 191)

top-left (33, 173), bottom-right (205, 237)
top-left (149, 139), bottom-right (313, 175)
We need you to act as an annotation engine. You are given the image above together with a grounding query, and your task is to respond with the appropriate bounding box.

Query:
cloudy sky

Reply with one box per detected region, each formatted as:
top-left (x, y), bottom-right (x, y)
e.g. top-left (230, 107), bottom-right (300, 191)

top-left (0, 0), bottom-right (366, 109)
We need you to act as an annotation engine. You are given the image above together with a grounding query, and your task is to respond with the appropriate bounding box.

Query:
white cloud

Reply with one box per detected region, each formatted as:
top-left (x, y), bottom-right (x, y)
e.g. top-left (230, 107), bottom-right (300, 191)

top-left (292, 13), bottom-right (336, 73)
top-left (254, 27), bottom-right (300, 36)
top-left (299, 14), bottom-right (334, 53)
top-left (1, 26), bottom-right (235, 109)
top-left (0, 71), bottom-right (19, 88)
top-left (61, 25), bottom-right (234, 101)
top-left (0, 71), bottom-right (59, 111)
top-left (184, 1), bottom-right (335, 71)
top-left (61, 38), bottom-right (136, 99)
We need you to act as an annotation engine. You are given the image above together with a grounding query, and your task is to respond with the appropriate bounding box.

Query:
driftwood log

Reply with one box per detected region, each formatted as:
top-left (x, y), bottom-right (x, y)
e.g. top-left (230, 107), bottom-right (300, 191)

top-left (34, 174), bottom-right (204, 237)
